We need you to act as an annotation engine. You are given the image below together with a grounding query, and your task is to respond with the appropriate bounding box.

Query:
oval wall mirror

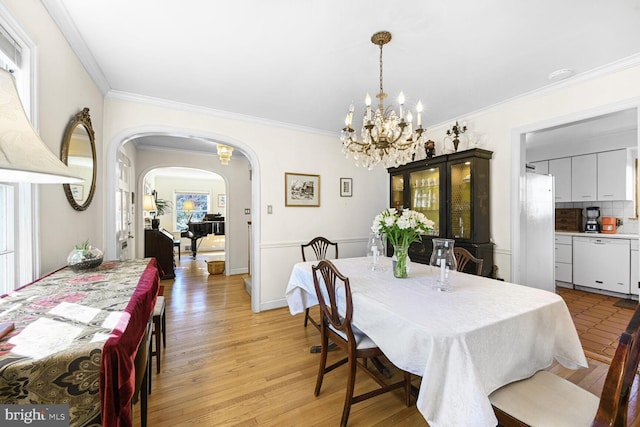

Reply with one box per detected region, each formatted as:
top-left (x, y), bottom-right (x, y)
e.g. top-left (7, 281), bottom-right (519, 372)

top-left (61, 108), bottom-right (96, 211)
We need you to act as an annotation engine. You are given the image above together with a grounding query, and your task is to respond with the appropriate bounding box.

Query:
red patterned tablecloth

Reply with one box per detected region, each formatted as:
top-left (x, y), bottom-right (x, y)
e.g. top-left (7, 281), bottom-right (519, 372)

top-left (0, 258), bottom-right (160, 427)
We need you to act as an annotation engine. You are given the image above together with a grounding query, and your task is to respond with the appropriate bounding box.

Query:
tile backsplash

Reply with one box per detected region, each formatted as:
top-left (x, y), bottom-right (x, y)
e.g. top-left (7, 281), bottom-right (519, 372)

top-left (556, 200), bottom-right (639, 234)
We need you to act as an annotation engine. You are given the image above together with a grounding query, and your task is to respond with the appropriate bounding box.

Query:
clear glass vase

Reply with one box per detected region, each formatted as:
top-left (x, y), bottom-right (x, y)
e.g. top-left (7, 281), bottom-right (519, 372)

top-left (67, 246), bottom-right (104, 272)
top-left (367, 232), bottom-right (386, 271)
top-left (392, 245), bottom-right (410, 278)
top-left (429, 238), bottom-right (457, 290)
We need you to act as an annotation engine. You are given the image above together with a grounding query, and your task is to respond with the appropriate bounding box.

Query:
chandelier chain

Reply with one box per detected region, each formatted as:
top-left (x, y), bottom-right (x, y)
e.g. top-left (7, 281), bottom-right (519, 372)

top-left (379, 42), bottom-right (384, 99)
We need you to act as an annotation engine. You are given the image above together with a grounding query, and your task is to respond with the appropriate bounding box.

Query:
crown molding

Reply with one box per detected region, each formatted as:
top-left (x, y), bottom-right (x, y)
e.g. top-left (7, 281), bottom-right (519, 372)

top-left (40, 0), bottom-right (110, 94)
top-left (106, 89), bottom-right (338, 138)
top-left (428, 53), bottom-right (640, 130)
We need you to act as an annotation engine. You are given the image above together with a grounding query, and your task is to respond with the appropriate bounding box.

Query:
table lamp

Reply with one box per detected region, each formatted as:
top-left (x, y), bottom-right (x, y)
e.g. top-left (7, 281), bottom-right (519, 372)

top-left (0, 68), bottom-right (81, 183)
top-left (183, 200), bottom-right (195, 223)
top-left (143, 195), bottom-right (158, 229)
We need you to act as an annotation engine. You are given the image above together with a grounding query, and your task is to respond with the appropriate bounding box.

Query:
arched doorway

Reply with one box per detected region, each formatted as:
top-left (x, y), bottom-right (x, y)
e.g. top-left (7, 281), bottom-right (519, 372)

top-left (105, 128), bottom-right (262, 312)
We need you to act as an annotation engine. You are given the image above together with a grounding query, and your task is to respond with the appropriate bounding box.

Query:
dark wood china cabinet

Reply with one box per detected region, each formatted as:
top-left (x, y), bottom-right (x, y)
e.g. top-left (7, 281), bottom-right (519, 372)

top-left (388, 148), bottom-right (494, 276)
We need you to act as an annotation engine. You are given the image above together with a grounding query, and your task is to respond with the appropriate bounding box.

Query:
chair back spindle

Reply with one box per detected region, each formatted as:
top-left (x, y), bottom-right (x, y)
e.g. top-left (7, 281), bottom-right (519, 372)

top-left (453, 247), bottom-right (483, 276)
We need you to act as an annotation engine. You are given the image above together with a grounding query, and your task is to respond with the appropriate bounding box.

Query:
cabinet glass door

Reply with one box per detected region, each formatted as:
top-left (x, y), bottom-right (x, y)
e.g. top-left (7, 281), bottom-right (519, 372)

top-left (409, 168), bottom-right (440, 234)
top-left (449, 160), bottom-right (471, 239)
top-left (391, 173), bottom-right (405, 210)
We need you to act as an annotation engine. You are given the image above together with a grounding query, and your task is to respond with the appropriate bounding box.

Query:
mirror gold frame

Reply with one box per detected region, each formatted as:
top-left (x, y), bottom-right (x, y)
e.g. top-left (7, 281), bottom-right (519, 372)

top-left (61, 108), bottom-right (96, 211)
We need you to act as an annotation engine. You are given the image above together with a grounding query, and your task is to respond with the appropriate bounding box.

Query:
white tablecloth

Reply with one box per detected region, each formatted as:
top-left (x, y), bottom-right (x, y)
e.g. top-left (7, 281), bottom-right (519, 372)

top-left (285, 257), bottom-right (587, 427)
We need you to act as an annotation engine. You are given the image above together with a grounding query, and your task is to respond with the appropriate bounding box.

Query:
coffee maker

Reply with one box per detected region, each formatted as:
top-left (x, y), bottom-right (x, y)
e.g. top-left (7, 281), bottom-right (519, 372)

top-left (585, 206), bottom-right (600, 233)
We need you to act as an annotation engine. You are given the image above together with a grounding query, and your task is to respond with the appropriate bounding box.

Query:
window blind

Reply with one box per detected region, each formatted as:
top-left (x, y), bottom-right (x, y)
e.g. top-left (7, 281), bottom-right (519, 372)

top-left (0, 24), bottom-right (21, 69)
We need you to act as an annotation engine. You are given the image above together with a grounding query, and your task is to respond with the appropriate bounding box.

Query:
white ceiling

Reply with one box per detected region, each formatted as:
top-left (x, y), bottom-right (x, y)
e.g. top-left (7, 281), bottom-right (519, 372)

top-left (526, 108), bottom-right (638, 148)
top-left (43, 0), bottom-right (640, 146)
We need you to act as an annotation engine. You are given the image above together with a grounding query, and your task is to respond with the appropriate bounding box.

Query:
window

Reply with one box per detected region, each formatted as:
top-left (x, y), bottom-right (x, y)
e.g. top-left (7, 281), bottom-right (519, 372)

top-left (0, 8), bottom-right (36, 292)
top-left (0, 184), bottom-right (15, 294)
top-left (175, 192), bottom-right (210, 230)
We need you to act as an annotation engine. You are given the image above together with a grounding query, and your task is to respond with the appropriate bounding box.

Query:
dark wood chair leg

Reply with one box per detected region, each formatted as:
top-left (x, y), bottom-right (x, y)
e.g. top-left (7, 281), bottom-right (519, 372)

top-left (153, 314), bottom-right (161, 374)
top-left (340, 355), bottom-right (357, 427)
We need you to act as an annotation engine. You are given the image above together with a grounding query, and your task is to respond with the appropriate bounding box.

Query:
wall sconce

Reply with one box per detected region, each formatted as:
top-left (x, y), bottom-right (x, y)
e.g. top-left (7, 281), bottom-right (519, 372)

top-left (445, 121), bottom-right (467, 152)
top-left (217, 144), bottom-right (234, 165)
top-left (0, 68), bottom-right (81, 183)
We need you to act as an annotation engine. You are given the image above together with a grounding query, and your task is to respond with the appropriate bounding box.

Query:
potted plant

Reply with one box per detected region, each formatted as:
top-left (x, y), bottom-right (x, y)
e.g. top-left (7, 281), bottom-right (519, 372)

top-left (67, 240), bottom-right (103, 272)
top-left (151, 197), bottom-right (172, 229)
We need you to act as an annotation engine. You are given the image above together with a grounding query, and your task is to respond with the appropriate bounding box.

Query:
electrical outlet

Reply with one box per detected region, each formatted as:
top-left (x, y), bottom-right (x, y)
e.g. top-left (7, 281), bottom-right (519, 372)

top-left (267, 205), bottom-right (273, 214)
top-left (616, 218), bottom-right (623, 227)
top-left (244, 208), bottom-right (250, 214)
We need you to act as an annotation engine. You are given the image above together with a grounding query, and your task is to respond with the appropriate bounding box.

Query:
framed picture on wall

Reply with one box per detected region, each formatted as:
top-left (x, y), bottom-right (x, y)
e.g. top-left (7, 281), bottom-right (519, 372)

top-left (218, 194), bottom-right (226, 208)
top-left (285, 172), bottom-right (320, 207)
top-left (340, 178), bottom-right (352, 197)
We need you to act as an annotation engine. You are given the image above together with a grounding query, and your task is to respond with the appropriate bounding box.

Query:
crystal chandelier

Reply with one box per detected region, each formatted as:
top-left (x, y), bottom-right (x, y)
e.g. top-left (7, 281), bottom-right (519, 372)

top-left (340, 31), bottom-right (426, 170)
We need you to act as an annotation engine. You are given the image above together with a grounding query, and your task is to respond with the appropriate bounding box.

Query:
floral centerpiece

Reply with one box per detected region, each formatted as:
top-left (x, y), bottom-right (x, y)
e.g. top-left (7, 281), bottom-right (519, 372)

top-left (371, 208), bottom-right (434, 278)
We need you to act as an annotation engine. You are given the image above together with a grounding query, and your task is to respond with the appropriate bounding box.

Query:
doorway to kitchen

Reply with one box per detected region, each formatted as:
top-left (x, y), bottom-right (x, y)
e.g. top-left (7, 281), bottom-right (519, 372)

top-left (511, 103), bottom-right (640, 288)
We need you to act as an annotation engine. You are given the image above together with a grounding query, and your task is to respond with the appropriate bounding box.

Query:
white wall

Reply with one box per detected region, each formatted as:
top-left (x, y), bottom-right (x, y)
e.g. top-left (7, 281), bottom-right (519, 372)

top-left (4, 0), bottom-right (104, 275)
top-left (103, 102), bottom-right (387, 311)
top-left (136, 150), bottom-right (252, 275)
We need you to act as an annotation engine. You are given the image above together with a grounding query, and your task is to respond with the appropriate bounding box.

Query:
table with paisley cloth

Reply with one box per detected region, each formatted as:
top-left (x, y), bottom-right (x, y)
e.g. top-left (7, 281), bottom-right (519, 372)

top-left (286, 256), bottom-right (587, 427)
top-left (0, 258), bottom-right (160, 427)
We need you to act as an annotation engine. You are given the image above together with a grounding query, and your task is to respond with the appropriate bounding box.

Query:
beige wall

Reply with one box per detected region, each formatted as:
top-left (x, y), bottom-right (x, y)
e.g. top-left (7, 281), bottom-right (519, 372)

top-left (138, 151), bottom-right (252, 275)
top-left (8, 0), bottom-right (640, 309)
top-left (4, 0), bottom-right (105, 275)
top-left (102, 97), bottom-right (389, 311)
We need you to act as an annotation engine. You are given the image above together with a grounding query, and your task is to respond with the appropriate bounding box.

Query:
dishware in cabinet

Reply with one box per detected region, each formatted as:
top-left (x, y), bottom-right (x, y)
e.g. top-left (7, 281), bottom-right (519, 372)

top-left (387, 148), bottom-right (493, 275)
top-left (388, 156), bottom-right (447, 264)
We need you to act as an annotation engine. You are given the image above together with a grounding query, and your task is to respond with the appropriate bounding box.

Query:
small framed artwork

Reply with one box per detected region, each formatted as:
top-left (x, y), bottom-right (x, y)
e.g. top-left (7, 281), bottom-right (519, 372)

top-left (285, 172), bottom-right (320, 207)
top-left (340, 178), bottom-right (353, 197)
top-left (218, 194), bottom-right (226, 208)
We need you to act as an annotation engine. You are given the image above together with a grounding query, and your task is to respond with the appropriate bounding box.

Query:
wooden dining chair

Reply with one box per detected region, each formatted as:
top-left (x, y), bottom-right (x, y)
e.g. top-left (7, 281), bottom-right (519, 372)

top-left (132, 320), bottom-right (153, 427)
top-left (151, 295), bottom-right (166, 374)
top-left (301, 236), bottom-right (338, 329)
top-left (312, 260), bottom-right (411, 427)
top-left (453, 247), bottom-right (484, 276)
top-left (489, 301), bottom-right (640, 426)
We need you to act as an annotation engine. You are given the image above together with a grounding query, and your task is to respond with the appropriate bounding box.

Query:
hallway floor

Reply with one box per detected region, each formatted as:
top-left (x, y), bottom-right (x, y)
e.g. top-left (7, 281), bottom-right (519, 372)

top-left (557, 286), bottom-right (637, 361)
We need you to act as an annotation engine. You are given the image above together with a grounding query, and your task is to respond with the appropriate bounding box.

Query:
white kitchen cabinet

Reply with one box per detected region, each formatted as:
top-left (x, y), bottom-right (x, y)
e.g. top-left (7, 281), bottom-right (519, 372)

top-left (597, 149), bottom-right (634, 201)
top-left (571, 154), bottom-right (597, 202)
top-left (573, 236), bottom-right (630, 294)
top-left (529, 160), bottom-right (549, 175)
top-left (631, 239), bottom-right (638, 296)
top-left (549, 158), bottom-right (571, 202)
top-left (555, 234), bottom-right (572, 283)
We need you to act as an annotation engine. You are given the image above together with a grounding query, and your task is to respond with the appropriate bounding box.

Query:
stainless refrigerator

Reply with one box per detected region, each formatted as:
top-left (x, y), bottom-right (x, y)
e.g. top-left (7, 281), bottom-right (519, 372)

top-left (524, 171), bottom-right (555, 292)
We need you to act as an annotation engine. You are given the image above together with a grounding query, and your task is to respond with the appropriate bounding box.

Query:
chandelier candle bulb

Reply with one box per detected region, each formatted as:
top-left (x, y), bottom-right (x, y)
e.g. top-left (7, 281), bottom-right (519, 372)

top-left (416, 101), bottom-right (423, 126)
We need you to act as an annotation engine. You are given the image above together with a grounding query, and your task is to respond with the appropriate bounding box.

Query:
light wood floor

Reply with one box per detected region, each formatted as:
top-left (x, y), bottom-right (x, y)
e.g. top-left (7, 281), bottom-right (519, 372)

top-left (134, 257), bottom-right (640, 426)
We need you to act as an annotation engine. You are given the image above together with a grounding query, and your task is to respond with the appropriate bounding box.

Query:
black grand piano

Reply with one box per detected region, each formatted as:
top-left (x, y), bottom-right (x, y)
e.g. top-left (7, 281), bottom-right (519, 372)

top-left (181, 214), bottom-right (225, 259)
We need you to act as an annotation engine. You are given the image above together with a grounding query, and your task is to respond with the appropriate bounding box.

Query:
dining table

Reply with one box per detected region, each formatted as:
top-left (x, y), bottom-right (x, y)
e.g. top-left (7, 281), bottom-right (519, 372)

top-left (0, 258), bottom-right (160, 427)
top-left (286, 256), bottom-right (588, 427)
